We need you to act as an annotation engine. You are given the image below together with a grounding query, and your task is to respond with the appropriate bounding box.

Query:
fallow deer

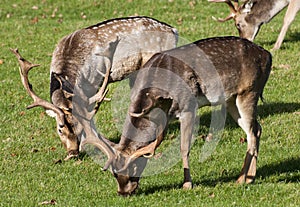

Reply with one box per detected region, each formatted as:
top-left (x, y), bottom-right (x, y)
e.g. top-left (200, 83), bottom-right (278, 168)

top-left (12, 16), bottom-right (178, 160)
top-left (209, 0), bottom-right (300, 50)
top-left (81, 36), bottom-right (272, 196)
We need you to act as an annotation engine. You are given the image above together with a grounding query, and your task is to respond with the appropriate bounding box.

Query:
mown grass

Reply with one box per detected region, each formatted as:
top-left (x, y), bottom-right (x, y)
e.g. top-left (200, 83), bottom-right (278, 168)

top-left (1, 0), bottom-right (299, 206)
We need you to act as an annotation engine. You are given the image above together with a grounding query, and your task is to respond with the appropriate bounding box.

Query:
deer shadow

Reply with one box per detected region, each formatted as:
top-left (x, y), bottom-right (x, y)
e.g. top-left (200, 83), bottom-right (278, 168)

top-left (137, 156), bottom-right (300, 196)
top-left (190, 156), bottom-right (300, 189)
top-left (257, 101), bottom-right (300, 117)
top-left (257, 157), bottom-right (300, 182)
top-left (260, 31), bottom-right (300, 49)
top-left (193, 101), bottom-right (300, 130)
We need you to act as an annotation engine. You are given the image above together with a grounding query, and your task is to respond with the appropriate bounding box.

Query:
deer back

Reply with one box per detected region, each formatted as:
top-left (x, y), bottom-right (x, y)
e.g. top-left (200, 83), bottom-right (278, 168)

top-left (130, 36), bottom-right (272, 113)
top-left (49, 16), bottom-right (178, 109)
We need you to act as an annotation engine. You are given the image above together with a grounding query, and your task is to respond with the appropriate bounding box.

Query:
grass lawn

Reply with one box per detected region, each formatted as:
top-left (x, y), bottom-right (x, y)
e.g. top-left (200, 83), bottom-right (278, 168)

top-left (1, 0), bottom-right (299, 206)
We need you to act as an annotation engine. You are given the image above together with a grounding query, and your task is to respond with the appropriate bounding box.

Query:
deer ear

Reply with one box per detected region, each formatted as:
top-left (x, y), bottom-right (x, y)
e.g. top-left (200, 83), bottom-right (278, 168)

top-left (51, 89), bottom-right (72, 111)
top-left (241, 1), bottom-right (253, 13)
top-left (129, 90), bottom-right (173, 118)
top-left (129, 92), bottom-right (154, 118)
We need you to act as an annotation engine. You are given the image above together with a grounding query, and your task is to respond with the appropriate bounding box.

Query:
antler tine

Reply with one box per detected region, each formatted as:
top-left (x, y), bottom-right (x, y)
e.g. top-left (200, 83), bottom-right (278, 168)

top-left (232, 0), bottom-right (239, 11)
top-left (209, 0), bottom-right (238, 22)
top-left (10, 48), bottom-right (65, 126)
top-left (87, 36), bottom-right (122, 117)
top-left (88, 63), bottom-right (111, 116)
top-left (116, 139), bottom-right (159, 173)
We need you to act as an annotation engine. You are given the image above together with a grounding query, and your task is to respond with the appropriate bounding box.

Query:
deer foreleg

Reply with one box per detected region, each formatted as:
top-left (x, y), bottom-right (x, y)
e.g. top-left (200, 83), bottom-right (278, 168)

top-left (179, 111), bottom-right (195, 189)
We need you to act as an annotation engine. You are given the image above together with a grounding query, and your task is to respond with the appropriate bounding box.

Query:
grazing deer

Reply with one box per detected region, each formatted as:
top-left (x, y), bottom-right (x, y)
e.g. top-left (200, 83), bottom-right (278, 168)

top-left (81, 36), bottom-right (272, 196)
top-left (209, 0), bottom-right (300, 50)
top-left (12, 16), bottom-right (178, 160)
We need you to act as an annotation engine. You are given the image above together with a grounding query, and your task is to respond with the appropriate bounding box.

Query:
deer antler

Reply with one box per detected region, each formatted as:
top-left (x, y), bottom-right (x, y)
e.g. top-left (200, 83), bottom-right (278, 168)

top-left (10, 48), bottom-right (65, 126)
top-left (77, 64), bottom-right (116, 171)
top-left (77, 38), bottom-right (121, 171)
top-left (209, 0), bottom-right (239, 22)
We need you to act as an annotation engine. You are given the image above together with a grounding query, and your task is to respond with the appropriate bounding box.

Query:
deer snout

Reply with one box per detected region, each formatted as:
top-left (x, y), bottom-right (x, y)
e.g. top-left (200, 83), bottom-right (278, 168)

top-left (115, 174), bottom-right (139, 196)
top-left (117, 182), bottom-right (138, 197)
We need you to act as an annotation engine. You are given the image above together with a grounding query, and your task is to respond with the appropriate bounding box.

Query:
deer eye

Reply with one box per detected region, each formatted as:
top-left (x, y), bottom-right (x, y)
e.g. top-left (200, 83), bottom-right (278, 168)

top-left (58, 128), bottom-right (63, 134)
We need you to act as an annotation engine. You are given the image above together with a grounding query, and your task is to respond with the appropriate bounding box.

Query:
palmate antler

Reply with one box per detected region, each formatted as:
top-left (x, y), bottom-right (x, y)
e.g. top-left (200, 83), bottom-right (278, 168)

top-left (208, 0), bottom-right (240, 22)
top-left (11, 48), bottom-right (66, 127)
top-left (74, 37), bottom-right (122, 170)
top-left (74, 63), bottom-right (117, 171)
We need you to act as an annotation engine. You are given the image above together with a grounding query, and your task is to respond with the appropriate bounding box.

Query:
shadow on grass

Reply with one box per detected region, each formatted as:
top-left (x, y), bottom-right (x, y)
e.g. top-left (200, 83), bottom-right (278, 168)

top-left (138, 156), bottom-right (300, 195)
top-left (194, 156), bottom-right (300, 188)
top-left (259, 31), bottom-right (300, 49)
top-left (258, 157), bottom-right (300, 183)
top-left (186, 101), bottom-right (300, 131)
top-left (138, 181), bottom-right (183, 196)
top-left (257, 101), bottom-right (300, 118)
top-left (137, 170), bottom-right (239, 196)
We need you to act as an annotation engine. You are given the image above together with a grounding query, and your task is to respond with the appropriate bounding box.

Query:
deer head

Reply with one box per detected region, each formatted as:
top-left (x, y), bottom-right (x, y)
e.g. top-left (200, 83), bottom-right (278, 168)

top-left (209, 0), bottom-right (261, 40)
top-left (10, 49), bottom-right (79, 159)
top-left (208, 0), bottom-right (299, 50)
top-left (77, 85), bottom-right (172, 196)
top-left (11, 47), bottom-right (165, 196)
top-left (11, 38), bottom-right (119, 160)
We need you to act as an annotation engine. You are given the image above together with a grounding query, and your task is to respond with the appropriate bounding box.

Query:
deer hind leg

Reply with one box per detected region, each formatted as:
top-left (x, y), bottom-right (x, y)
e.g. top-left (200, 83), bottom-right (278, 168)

top-left (179, 111), bottom-right (195, 189)
top-left (273, 0), bottom-right (300, 50)
top-left (226, 94), bottom-right (261, 184)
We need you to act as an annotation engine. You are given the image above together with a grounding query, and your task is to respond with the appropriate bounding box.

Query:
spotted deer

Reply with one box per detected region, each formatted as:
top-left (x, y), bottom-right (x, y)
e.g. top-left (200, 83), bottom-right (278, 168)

top-left (12, 16), bottom-right (178, 160)
top-left (209, 0), bottom-right (300, 50)
top-left (81, 36), bottom-right (272, 196)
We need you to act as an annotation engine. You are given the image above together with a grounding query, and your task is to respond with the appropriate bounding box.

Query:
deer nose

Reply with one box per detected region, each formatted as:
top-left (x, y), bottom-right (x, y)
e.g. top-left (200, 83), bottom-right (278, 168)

top-left (117, 191), bottom-right (131, 197)
top-left (117, 181), bottom-right (138, 196)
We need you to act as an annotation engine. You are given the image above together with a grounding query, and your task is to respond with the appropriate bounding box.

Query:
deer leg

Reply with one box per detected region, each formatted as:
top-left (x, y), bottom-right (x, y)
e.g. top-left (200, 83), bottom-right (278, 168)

top-left (179, 111), bottom-right (195, 189)
top-left (226, 95), bottom-right (261, 184)
top-left (273, 0), bottom-right (300, 50)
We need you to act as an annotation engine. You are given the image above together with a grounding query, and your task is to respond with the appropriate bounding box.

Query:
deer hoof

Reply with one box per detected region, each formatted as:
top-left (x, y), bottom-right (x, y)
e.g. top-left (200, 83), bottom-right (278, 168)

top-left (236, 174), bottom-right (246, 184)
top-left (236, 175), bottom-right (255, 184)
top-left (183, 182), bottom-right (193, 190)
top-left (246, 178), bottom-right (255, 184)
top-left (64, 150), bottom-right (79, 161)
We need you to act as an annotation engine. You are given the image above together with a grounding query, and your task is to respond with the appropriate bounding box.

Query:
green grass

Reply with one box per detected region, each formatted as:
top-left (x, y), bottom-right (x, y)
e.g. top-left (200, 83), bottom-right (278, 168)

top-left (1, 0), bottom-right (300, 206)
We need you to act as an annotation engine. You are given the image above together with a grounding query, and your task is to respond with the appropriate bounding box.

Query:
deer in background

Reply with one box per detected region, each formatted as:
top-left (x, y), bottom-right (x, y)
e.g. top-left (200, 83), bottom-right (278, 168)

top-left (81, 36), bottom-right (272, 196)
top-left (12, 16), bottom-right (178, 160)
top-left (209, 0), bottom-right (300, 50)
